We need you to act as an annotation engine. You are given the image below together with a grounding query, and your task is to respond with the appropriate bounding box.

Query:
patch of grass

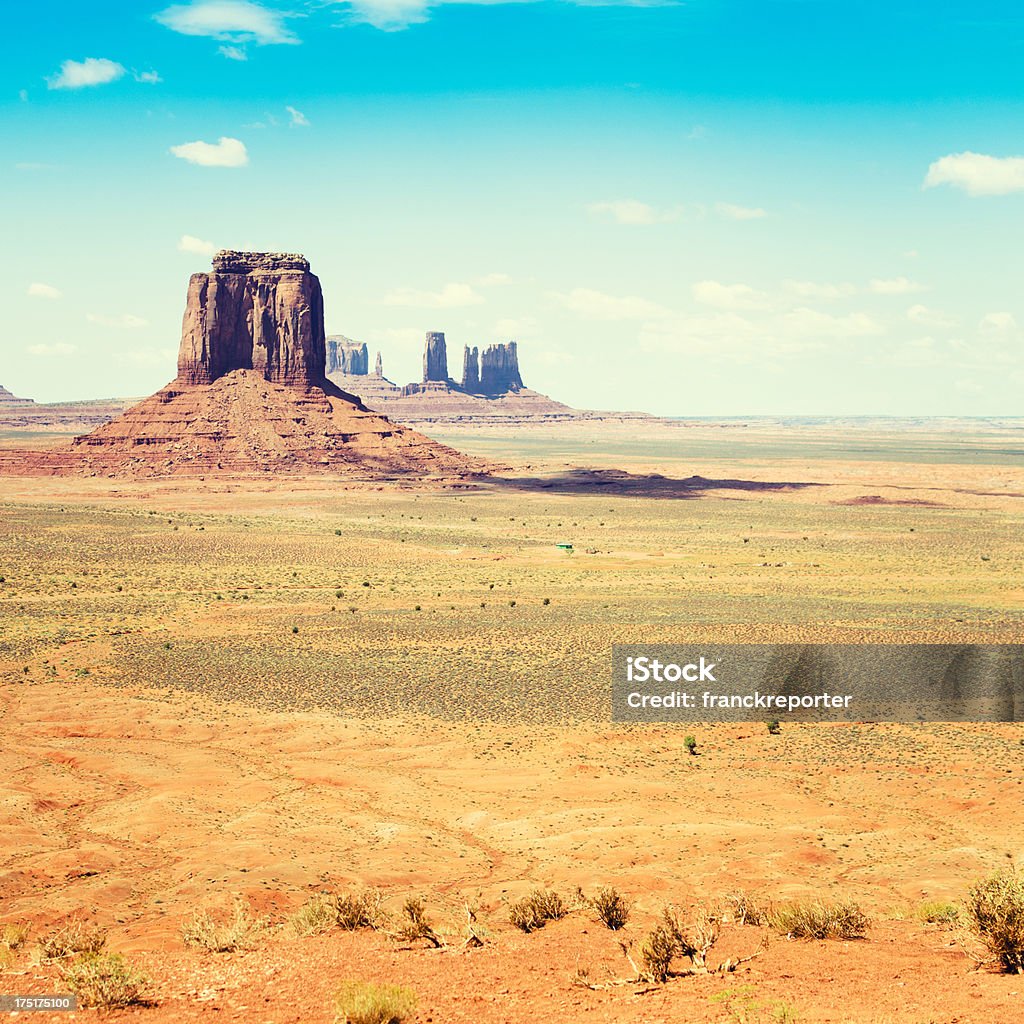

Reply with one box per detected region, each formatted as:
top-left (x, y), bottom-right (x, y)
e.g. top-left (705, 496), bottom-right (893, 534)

top-left (333, 980), bottom-right (416, 1024)
top-left (769, 900), bottom-right (869, 940)
top-left (916, 900), bottom-right (960, 927)
top-left (37, 920), bottom-right (107, 960)
top-left (60, 952), bottom-right (150, 1009)
top-left (1, 922), bottom-right (29, 951)
top-left (181, 899), bottom-right (266, 952)
top-left (292, 894), bottom-right (339, 937)
top-left (590, 887), bottom-right (631, 930)
top-left (509, 889), bottom-right (567, 933)
top-left (727, 891), bottom-right (771, 927)
top-left (963, 869), bottom-right (1024, 973)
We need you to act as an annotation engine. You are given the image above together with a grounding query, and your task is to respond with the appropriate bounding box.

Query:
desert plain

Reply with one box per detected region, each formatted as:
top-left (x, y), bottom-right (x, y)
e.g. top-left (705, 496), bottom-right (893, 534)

top-left (1, 417), bottom-right (1023, 1023)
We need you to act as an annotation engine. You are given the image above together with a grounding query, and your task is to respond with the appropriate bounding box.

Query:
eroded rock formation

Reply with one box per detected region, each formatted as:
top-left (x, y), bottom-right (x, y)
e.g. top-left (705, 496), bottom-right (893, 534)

top-left (479, 342), bottom-right (524, 394)
top-left (375, 351), bottom-right (383, 377)
top-left (423, 332), bottom-right (449, 383)
top-left (327, 337), bottom-right (369, 375)
top-left (177, 251), bottom-right (325, 387)
top-left (461, 346), bottom-right (480, 393)
top-left (0, 385), bottom-right (32, 404)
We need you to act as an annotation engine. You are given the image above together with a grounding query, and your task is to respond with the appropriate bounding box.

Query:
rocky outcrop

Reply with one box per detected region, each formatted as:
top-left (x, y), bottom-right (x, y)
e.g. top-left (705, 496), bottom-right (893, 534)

top-left (461, 346), bottom-right (480, 393)
top-left (479, 342), bottom-right (523, 395)
top-left (0, 385), bottom-right (32, 404)
top-left (0, 252), bottom-right (485, 479)
top-left (374, 351), bottom-right (383, 377)
top-left (327, 337), bottom-right (368, 375)
top-left (177, 251), bottom-right (326, 387)
top-left (423, 332), bottom-right (449, 383)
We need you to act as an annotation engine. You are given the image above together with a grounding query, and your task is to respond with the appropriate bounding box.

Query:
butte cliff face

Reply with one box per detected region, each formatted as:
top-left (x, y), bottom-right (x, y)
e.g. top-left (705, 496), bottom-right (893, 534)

top-left (326, 336), bottom-right (369, 375)
top-left (0, 252), bottom-right (483, 478)
top-left (178, 251), bottom-right (325, 387)
top-left (479, 342), bottom-right (524, 394)
top-left (461, 346), bottom-right (480, 393)
top-left (0, 385), bottom-right (33, 404)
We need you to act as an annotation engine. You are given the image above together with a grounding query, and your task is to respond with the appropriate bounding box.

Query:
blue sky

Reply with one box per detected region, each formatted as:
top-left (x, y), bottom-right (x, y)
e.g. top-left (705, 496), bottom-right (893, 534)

top-left (3, 1), bottom-right (1024, 415)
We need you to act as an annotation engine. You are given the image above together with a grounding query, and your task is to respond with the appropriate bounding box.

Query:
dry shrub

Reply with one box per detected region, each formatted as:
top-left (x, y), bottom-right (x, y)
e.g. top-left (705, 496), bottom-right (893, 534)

top-left (391, 898), bottom-right (443, 948)
top-left (181, 899), bottom-right (266, 952)
top-left (509, 889), bottom-right (567, 933)
top-left (916, 900), bottom-right (960, 927)
top-left (335, 890), bottom-right (384, 931)
top-left (1, 923), bottom-right (30, 951)
top-left (637, 905), bottom-right (721, 982)
top-left (591, 887), bottom-right (631, 930)
top-left (37, 920), bottom-right (107, 960)
top-left (769, 900), bottom-right (869, 940)
top-left (292, 894), bottom-right (339, 937)
top-left (60, 952), bottom-right (150, 1009)
top-left (726, 891), bottom-right (771, 927)
top-left (334, 980), bottom-right (416, 1024)
top-left (962, 870), bottom-right (1024, 973)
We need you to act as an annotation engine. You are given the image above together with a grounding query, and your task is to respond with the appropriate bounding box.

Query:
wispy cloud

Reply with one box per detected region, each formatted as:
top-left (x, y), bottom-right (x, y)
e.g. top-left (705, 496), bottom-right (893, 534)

top-left (27, 282), bottom-right (61, 300)
top-left (692, 280), bottom-right (771, 311)
top-left (383, 282), bottom-right (484, 308)
top-left (155, 1), bottom-right (300, 45)
top-left (587, 199), bottom-right (682, 225)
top-left (924, 151), bottom-right (1024, 196)
top-left (47, 57), bottom-right (125, 90)
top-left (86, 312), bottom-right (149, 329)
top-left (553, 287), bottom-right (670, 321)
top-left (286, 105), bottom-right (309, 126)
top-left (134, 69), bottom-right (162, 84)
top-left (714, 201), bottom-right (766, 221)
top-left (979, 311), bottom-right (1018, 332)
top-left (784, 280), bottom-right (856, 300)
top-left (178, 234), bottom-right (217, 255)
top-left (907, 304), bottom-right (957, 328)
top-left (170, 136), bottom-right (249, 167)
top-left (869, 276), bottom-right (926, 295)
top-left (28, 342), bottom-right (77, 356)
top-left (218, 44), bottom-right (248, 60)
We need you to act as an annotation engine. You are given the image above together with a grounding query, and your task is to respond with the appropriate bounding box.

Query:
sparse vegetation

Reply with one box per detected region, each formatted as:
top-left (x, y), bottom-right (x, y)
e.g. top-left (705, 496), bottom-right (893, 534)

top-left (60, 952), bottom-right (150, 1009)
top-left (769, 899), bottom-right (869, 940)
top-left (962, 869), bottom-right (1024, 973)
top-left (181, 899), bottom-right (266, 952)
top-left (334, 890), bottom-right (384, 931)
top-left (766, 720), bottom-right (781, 735)
top-left (916, 900), bottom-right (960, 927)
top-left (37, 920), bottom-right (107, 960)
top-left (391, 898), bottom-right (442, 948)
top-left (684, 735), bottom-right (698, 755)
top-left (509, 889), bottom-right (567, 933)
top-left (292, 893), bottom-right (339, 936)
top-left (333, 980), bottom-right (416, 1024)
top-left (590, 887), bottom-right (631, 930)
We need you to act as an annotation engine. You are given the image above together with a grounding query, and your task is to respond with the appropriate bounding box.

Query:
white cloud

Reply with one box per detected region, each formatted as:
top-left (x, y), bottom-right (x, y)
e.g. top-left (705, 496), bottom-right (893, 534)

top-left (383, 282), bottom-right (484, 308)
top-left (47, 58), bottom-right (125, 90)
top-left (155, 1), bottom-right (299, 45)
top-left (218, 44), bottom-right (248, 60)
top-left (979, 311), bottom-right (1018, 332)
top-left (477, 272), bottom-right (511, 287)
top-left (783, 280), bottom-right (856, 300)
top-left (286, 105), bottom-right (309, 127)
top-left (18, 89), bottom-right (28, 102)
top-left (134, 70), bottom-right (162, 84)
top-left (692, 280), bottom-right (771, 311)
top-left (27, 342), bottom-right (77, 356)
top-left (907, 304), bottom-right (957, 329)
top-left (178, 234), bottom-right (217, 255)
top-left (783, 307), bottom-right (883, 338)
top-left (554, 287), bottom-right (670, 321)
top-left (714, 201), bottom-right (767, 221)
top-left (869, 276), bottom-right (926, 295)
top-left (86, 312), bottom-right (149, 329)
top-left (170, 136), bottom-right (248, 167)
top-left (924, 151), bottom-right (1024, 196)
top-left (27, 282), bottom-right (61, 300)
top-left (587, 199), bottom-right (682, 226)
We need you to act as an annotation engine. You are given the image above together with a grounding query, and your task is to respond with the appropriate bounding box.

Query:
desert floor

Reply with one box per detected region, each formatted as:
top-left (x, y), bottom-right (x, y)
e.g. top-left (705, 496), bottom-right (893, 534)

top-left (1, 418), bottom-right (1023, 1022)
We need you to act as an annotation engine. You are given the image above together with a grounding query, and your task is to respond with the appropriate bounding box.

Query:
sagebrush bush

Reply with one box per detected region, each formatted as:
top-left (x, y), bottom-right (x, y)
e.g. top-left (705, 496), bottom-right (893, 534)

top-left (769, 900), bottom-right (869, 940)
top-left (60, 952), bottom-right (149, 1009)
top-left (334, 980), bottom-right (416, 1024)
top-left (963, 870), bottom-right (1024, 973)
top-left (591, 887), bottom-right (631, 930)
top-left (37, 920), bottom-right (107, 960)
top-left (509, 889), bottom-right (567, 933)
top-left (1, 922), bottom-right (29, 950)
top-left (335, 890), bottom-right (384, 931)
top-left (391, 898), bottom-right (442, 948)
top-left (292, 894), bottom-right (339, 937)
top-left (727, 891), bottom-right (771, 927)
top-left (181, 899), bottom-right (266, 952)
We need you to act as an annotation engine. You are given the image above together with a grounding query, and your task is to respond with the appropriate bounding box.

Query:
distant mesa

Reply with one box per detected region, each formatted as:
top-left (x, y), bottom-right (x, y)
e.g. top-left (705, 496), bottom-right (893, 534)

top-left (0, 384), bottom-right (33, 405)
top-left (0, 252), bottom-right (482, 479)
top-left (328, 331), bottom-right (650, 424)
top-left (327, 337), bottom-right (369, 376)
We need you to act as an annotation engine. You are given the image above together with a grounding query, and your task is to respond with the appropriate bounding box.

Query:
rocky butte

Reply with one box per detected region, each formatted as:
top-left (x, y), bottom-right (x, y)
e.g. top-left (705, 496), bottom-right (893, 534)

top-left (0, 252), bottom-right (481, 478)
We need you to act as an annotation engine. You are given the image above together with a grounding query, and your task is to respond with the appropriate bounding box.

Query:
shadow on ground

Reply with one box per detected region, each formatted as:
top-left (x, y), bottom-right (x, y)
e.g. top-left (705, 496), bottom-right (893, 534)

top-left (482, 468), bottom-right (825, 499)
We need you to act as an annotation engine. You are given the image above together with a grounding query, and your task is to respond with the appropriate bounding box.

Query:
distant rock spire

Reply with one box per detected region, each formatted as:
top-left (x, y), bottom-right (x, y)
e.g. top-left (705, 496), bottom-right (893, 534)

top-left (422, 332), bottom-right (448, 383)
top-left (462, 345), bottom-right (480, 393)
top-left (375, 350), bottom-right (383, 377)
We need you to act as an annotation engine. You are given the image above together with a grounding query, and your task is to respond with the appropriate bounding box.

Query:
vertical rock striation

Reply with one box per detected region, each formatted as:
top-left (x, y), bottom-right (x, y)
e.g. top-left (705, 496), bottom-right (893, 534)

top-left (461, 345), bottom-right (480, 392)
top-left (177, 251), bottom-right (326, 388)
top-left (327, 337), bottom-right (369, 375)
top-left (422, 332), bottom-right (449, 383)
top-left (479, 342), bottom-right (524, 394)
